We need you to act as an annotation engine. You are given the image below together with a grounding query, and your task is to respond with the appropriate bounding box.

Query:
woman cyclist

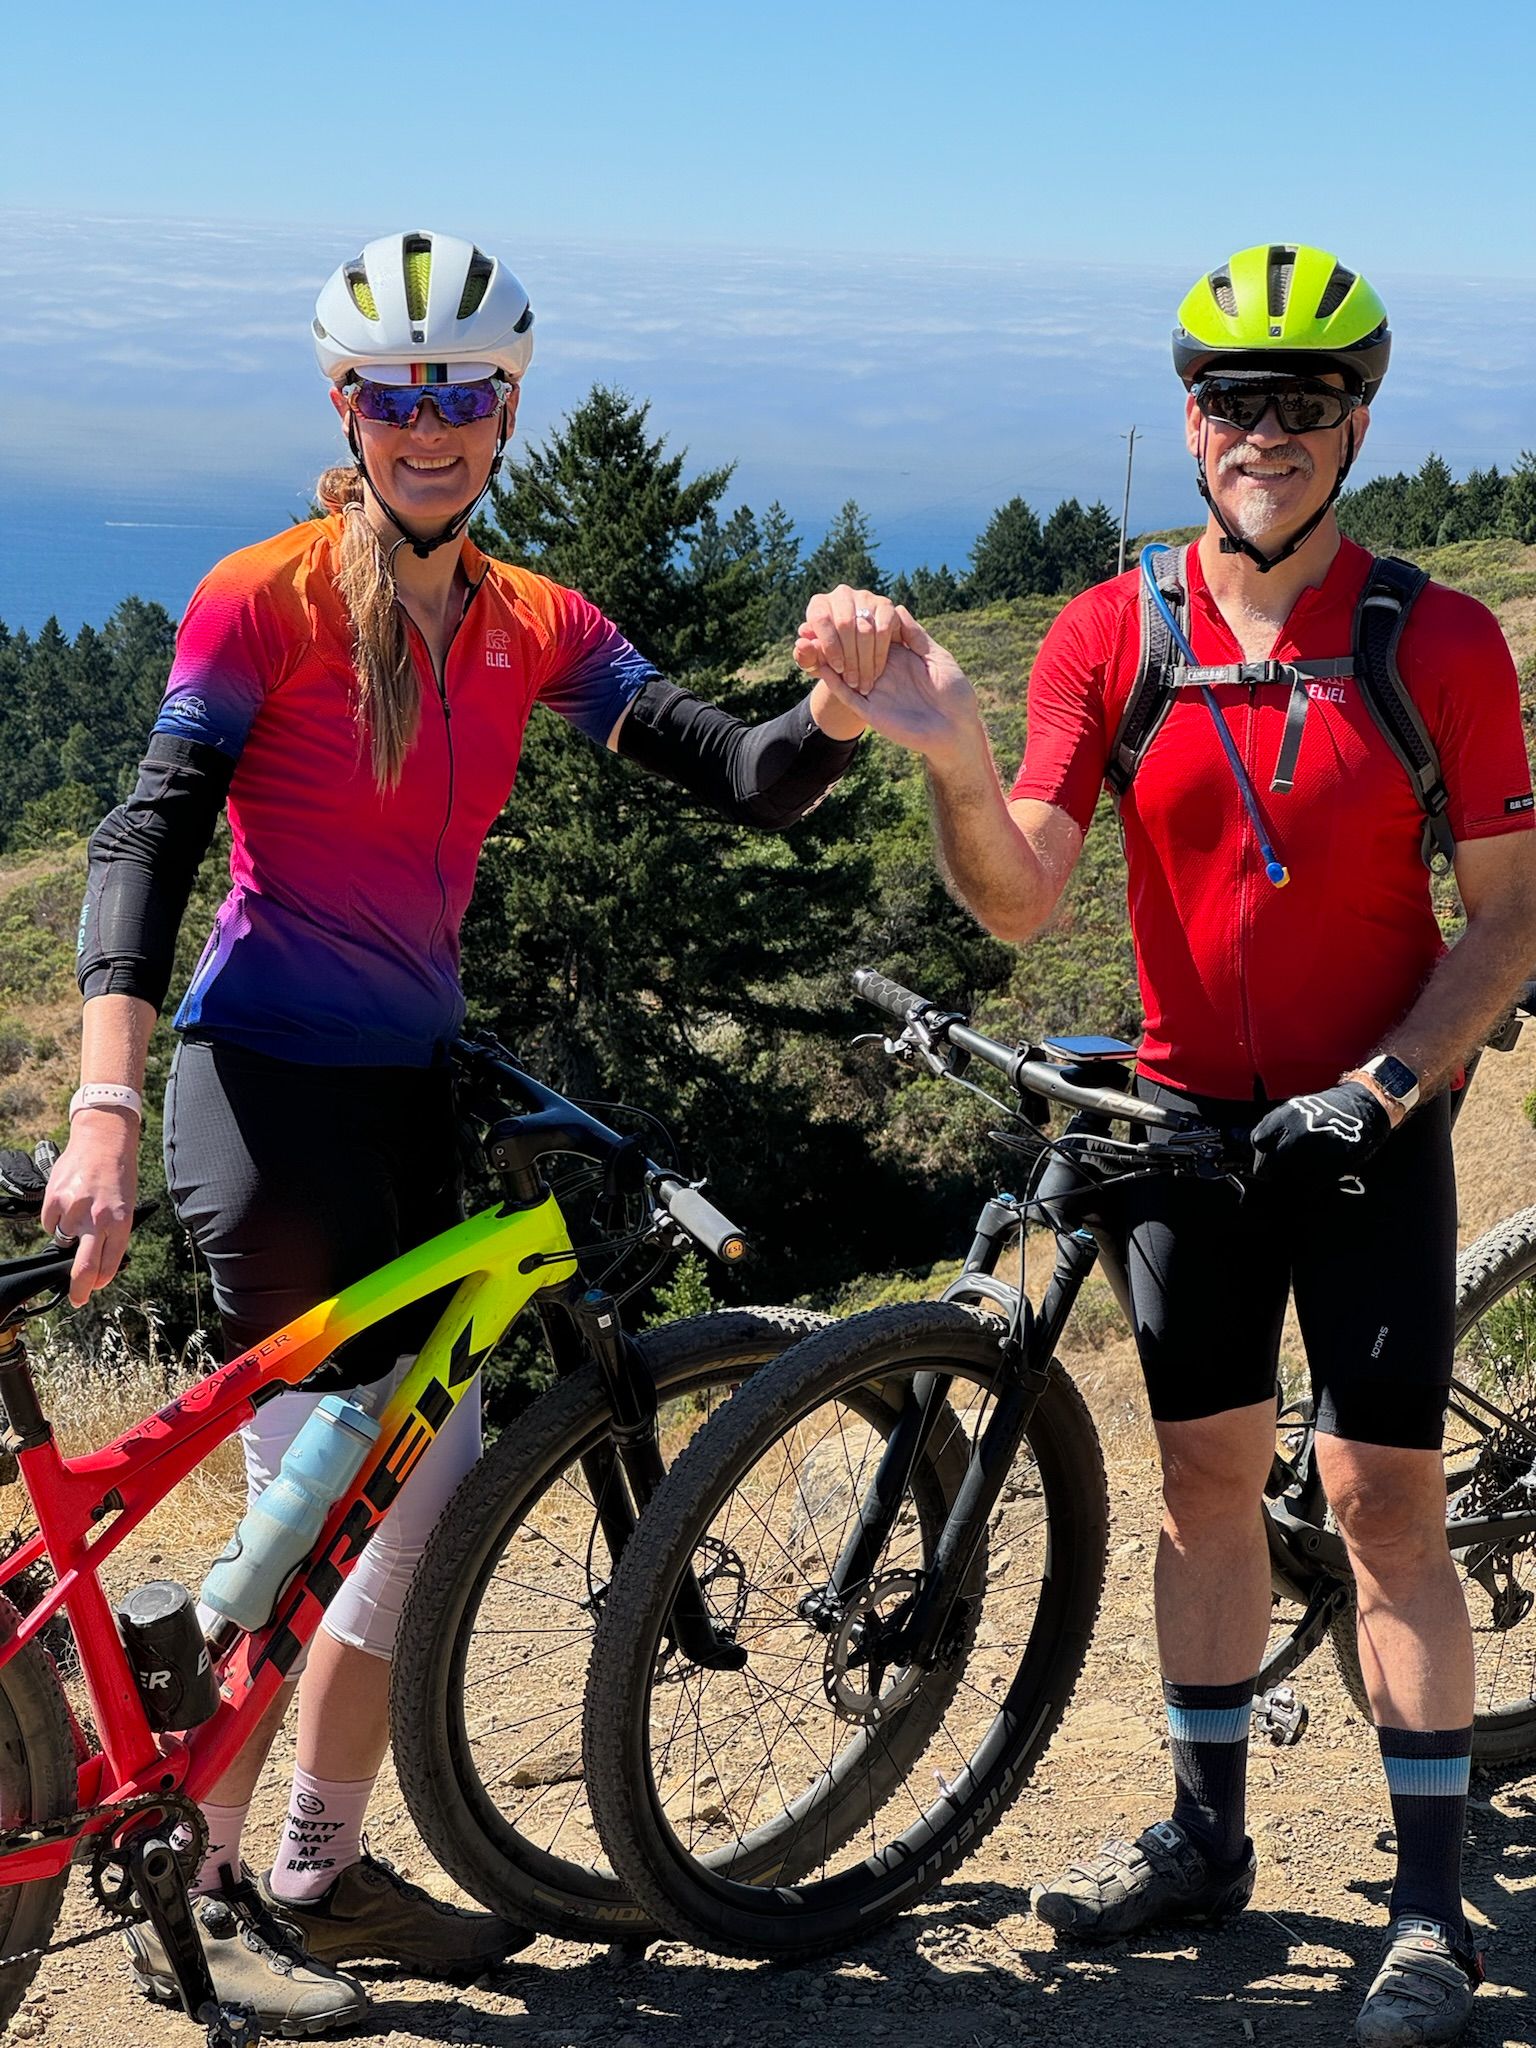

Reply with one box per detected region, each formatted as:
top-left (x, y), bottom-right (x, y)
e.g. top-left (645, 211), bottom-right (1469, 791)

top-left (43, 229), bottom-right (888, 2033)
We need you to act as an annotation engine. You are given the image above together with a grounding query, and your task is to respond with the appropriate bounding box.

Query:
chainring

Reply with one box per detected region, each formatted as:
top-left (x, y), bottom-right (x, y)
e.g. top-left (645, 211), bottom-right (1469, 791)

top-left (88, 1791), bottom-right (209, 1921)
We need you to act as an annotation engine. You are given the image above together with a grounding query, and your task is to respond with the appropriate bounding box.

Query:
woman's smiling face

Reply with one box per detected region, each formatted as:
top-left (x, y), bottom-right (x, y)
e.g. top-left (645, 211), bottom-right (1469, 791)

top-left (331, 379), bottom-right (518, 533)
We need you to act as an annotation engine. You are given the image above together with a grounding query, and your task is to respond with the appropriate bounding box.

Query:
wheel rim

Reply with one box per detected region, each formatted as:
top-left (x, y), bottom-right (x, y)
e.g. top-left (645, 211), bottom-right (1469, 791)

top-left (1449, 1267), bottom-right (1536, 1725)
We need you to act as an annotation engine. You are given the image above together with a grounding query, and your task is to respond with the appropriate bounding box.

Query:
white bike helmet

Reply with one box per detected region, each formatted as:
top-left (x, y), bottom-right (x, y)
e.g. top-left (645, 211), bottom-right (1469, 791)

top-left (312, 231), bottom-right (534, 385)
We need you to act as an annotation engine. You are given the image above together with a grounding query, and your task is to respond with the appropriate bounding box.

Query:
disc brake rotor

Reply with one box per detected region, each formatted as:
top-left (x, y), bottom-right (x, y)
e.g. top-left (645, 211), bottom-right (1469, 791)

top-left (823, 1569), bottom-right (926, 1726)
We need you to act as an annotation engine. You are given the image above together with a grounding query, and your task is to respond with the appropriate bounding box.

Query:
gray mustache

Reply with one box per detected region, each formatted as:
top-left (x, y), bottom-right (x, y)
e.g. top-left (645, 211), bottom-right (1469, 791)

top-left (1218, 443), bottom-right (1317, 480)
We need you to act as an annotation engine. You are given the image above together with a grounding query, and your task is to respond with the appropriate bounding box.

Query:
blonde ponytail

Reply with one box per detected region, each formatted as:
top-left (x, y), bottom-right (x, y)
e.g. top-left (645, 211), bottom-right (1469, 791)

top-left (316, 466), bottom-right (420, 789)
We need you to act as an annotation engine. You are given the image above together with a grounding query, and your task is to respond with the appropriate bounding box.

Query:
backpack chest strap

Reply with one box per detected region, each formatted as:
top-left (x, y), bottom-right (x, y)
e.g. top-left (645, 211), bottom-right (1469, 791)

top-left (1166, 658), bottom-right (1354, 690)
top-left (1163, 658), bottom-right (1354, 795)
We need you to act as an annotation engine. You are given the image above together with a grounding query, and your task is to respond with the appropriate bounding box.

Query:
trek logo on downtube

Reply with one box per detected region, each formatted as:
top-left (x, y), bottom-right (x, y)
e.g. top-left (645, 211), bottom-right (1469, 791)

top-left (250, 1353), bottom-right (485, 1678)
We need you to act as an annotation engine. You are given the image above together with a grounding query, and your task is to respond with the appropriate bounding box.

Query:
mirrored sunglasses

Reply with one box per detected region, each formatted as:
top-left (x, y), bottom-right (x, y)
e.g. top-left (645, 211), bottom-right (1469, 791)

top-left (347, 378), bottom-right (506, 429)
top-left (1194, 378), bottom-right (1361, 436)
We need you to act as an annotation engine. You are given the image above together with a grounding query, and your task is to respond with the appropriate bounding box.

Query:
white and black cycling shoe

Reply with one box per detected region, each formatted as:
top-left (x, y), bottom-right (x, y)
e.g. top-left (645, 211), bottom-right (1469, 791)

top-left (1034, 1818), bottom-right (1256, 1942)
top-left (1354, 1915), bottom-right (1483, 2047)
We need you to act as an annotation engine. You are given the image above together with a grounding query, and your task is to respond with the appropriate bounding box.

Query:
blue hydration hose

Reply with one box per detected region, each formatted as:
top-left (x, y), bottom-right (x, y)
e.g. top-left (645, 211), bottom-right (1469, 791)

top-left (1139, 544), bottom-right (1289, 888)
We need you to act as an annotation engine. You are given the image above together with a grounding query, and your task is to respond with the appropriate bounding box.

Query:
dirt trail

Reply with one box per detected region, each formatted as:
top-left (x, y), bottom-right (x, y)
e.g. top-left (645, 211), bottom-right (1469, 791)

top-left (18, 1036), bottom-right (1536, 2047)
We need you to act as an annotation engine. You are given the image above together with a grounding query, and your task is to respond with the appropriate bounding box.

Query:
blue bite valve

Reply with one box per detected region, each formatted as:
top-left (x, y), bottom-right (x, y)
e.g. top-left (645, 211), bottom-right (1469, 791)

top-left (1265, 860), bottom-right (1290, 888)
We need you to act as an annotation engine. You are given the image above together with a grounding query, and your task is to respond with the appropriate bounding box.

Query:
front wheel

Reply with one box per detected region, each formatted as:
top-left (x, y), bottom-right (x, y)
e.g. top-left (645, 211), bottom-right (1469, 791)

top-left (390, 1308), bottom-right (828, 1942)
top-left (583, 1301), bottom-right (1108, 1957)
top-left (1326, 1208), bottom-right (1536, 1763)
top-left (0, 1595), bottom-right (78, 2027)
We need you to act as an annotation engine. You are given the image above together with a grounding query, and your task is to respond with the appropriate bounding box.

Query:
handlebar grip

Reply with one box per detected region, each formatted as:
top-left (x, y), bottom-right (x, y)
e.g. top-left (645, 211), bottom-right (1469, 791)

top-left (851, 968), bottom-right (930, 1023)
top-left (658, 1181), bottom-right (749, 1265)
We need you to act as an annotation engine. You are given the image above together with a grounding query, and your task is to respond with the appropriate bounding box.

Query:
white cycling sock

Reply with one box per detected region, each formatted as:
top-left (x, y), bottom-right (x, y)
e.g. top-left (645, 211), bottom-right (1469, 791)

top-left (184, 1800), bottom-right (251, 1896)
top-left (267, 1768), bottom-right (376, 1903)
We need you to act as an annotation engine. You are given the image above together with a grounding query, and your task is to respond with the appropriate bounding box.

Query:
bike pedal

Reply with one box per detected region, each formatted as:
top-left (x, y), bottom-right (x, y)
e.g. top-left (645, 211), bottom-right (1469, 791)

top-left (198, 2000), bottom-right (262, 2048)
top-left (1252, 1683), bottom-right (1308, 1747)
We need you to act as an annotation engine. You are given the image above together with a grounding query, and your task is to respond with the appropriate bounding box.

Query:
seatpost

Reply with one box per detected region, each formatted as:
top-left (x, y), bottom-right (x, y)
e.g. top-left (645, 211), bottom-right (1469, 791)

top-left (0, 1325), bottom-right (51, 1456)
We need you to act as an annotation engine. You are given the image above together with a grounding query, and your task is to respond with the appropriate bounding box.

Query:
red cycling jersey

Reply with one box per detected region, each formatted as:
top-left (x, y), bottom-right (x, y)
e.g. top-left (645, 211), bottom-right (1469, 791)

top-left (1010, 537), bottom-right (1534, 1099)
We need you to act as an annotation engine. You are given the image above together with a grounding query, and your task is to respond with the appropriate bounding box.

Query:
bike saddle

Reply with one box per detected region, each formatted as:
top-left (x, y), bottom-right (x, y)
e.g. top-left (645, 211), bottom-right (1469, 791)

top-left (0, 1244), bottom-right (78, 1327)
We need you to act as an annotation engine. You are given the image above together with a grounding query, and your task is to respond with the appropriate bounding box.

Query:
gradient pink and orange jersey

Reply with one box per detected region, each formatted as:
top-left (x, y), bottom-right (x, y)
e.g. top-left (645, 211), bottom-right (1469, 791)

top-left (153, 516), bottom-right (657, 1064)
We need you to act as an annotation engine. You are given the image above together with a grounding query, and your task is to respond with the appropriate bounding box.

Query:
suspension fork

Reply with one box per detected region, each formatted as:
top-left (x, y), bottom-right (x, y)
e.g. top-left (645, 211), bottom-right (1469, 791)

top-left (565, 1288), bottom-right (745, 1670)
top-left (891, 1225), bottom-right (1099, 1669)
top-left (817, 1196), bottom-right (1025, 1609)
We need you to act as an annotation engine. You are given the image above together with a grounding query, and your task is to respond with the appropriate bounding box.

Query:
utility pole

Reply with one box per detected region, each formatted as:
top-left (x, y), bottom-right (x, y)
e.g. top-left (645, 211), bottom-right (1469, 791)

top-left (1117, 426), bottom-right (1139, 574)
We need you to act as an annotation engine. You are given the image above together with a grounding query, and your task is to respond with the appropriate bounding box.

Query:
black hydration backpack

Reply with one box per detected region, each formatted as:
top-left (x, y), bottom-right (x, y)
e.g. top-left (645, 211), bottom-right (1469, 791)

top-left (1104, 545), bottom-right (1454, 873)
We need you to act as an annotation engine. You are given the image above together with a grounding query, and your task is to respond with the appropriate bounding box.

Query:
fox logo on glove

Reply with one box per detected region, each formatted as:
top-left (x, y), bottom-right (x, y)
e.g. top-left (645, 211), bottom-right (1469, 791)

top-left (1292, 1095), bottom-right (1366, 1144)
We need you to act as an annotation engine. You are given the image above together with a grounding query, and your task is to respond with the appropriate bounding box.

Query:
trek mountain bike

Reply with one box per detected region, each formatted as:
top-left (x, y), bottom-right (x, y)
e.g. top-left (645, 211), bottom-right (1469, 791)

top-left (579, 969), bottom-right (1536, 1957)
top-left (0, 1031), bottom-right (813, 2041)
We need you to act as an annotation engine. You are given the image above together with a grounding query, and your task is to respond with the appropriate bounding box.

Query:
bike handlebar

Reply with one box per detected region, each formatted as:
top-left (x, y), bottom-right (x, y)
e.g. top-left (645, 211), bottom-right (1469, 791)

top-left (451, 1035), bottom-right (751, 1266)
top-left (851, 969), bottom-right (1199, 1133)
top-left (655, 1180), bottom-right (748, 1265)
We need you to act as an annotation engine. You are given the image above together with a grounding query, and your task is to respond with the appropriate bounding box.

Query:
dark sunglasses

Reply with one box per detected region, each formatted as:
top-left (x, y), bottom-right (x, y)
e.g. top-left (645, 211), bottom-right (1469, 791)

top-left (346, 378), bottom-right (506, 429)
top-left (1194, 378), bottom-right (1361, 435)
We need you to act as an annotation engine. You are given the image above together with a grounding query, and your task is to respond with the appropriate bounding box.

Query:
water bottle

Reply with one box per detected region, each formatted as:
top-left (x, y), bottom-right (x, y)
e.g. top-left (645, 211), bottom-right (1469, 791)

top-left (200, 1396), bottom-right (381, 1632)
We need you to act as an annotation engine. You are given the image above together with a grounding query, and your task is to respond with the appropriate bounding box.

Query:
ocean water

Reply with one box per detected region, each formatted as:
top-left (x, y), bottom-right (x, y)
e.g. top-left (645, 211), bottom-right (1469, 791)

top-left (3, 487), bottom-right (316, 638)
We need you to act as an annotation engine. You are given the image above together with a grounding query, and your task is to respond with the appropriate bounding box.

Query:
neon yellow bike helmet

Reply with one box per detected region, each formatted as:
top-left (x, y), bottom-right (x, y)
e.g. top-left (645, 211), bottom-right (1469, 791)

top-left (1173, 244), bottom-right (1391, 404)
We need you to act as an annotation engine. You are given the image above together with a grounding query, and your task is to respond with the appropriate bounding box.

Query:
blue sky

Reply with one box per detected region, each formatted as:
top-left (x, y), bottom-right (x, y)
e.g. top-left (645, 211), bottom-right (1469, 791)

top-left (5, 0), bottom-right (1534, 632)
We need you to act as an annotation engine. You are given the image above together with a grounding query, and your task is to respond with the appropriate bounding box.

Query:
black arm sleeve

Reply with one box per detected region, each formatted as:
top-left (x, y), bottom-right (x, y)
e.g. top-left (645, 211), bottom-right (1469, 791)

top-left (613, 677), bottom-right (859, 831)
top-left (76, 733), bottom-right (234, 1011)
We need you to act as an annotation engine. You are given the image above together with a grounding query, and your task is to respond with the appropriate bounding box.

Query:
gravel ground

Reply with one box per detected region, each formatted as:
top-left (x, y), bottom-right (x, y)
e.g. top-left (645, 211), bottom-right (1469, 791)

top-left (16, 1046), bottom-right (1536, 2046)
top-left (18, 1446), bottom-right (1535, 2048)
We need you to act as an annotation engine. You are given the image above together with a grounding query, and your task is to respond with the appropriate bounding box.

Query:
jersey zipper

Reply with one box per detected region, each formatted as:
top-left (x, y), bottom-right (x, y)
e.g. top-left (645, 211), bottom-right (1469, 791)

top-left (405, 577), bottom-right (483, 971)
top-left (1235, 683), bottom-right (1263, 1093)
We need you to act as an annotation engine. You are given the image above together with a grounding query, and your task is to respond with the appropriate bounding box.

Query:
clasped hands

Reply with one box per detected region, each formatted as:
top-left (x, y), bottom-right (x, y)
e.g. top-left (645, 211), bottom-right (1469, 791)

top-left (793, 586), bottom-right (978, 765)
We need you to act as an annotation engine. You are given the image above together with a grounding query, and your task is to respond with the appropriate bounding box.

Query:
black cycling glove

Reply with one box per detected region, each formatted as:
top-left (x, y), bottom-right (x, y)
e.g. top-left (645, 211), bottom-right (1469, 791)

top-left (1250, 1081), bottom-right (1392, 1192)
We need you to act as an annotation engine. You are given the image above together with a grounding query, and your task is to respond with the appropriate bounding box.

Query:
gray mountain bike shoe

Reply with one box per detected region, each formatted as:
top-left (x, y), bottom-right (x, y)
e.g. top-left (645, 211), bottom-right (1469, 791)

top-left (123, 1865), bottom-right (370, 2038)
top-left (1034, 1818), bottom-right (1257, 1941)
top-left (1354, 1915), bottom-right (1483, 2047)
top-left (258, 1851), bottom-right (534, 1974)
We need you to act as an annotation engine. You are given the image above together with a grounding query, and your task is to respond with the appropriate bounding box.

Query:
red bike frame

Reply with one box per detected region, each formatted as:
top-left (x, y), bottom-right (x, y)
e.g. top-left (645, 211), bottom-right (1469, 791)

top-left (0, 1195), bottom-right (576, 1887)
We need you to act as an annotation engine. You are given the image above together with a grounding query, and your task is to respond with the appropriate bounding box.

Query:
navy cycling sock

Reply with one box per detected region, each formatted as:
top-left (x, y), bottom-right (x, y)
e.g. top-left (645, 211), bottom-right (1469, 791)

top-left (1377, 1725), bottom-right (1471, 1932)
top-left (1164, 1676), bottom-right (1254, 1867)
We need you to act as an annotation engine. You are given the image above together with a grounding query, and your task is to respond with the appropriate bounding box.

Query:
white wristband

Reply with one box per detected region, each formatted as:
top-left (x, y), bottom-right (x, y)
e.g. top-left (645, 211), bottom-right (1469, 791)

top-left (69, 1084), bottom-right (143, 1123)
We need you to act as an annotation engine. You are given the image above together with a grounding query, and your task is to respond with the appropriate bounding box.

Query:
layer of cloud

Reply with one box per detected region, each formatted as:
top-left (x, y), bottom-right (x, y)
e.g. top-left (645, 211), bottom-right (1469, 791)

top-left (5, 209), bottom-right (1535, 579)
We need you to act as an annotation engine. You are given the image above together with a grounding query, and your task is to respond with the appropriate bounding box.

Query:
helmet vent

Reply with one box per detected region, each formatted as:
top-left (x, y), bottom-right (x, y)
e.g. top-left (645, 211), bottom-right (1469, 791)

top-left (402, 235), bottom-right (433, 322)
top-left (514, 303), bottom-right (534, 335)
top-left (457, 250), bottom-right (495, 320)
top-left (1210, 271), bottom-right (1238, 316)
top-left (344, 260), bottom-right (380, 323)
top-left (1316, 264), bottom-right (1356, 317)
top-left (1267, 247), bottom-right (1296, 318)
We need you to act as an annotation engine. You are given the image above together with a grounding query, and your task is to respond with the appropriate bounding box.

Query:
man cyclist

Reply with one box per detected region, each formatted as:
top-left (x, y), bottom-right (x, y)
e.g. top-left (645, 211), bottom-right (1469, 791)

top-left (796, 243), bottom-right (1536, 2046)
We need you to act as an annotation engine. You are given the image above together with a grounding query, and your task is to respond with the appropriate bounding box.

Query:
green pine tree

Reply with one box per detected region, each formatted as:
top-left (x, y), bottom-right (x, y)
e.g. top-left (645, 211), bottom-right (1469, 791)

top-left (969, 497), bottom-right (1047, 602)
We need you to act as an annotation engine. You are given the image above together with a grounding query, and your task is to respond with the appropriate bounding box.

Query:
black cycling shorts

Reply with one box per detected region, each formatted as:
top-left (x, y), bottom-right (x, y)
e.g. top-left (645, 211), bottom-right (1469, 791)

top-left (164, 1037), bottom-right (462, 1386)
top-left (1114, 1080), bottom-right (1456, 1451)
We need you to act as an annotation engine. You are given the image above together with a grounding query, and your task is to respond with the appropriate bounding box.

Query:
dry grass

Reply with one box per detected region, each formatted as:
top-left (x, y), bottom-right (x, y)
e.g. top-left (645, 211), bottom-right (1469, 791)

top-left (27, 1309), bottom-right (245, 1554)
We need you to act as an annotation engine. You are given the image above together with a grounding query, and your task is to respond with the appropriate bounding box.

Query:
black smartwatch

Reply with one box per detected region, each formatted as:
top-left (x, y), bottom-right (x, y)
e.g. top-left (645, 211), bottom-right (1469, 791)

top-left (1361, 1053), bottom-right (1421, 1114)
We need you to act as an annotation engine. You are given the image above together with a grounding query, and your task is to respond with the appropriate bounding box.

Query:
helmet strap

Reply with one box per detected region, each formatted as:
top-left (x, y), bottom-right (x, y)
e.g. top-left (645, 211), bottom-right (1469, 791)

top-left (1196, 420), bottom-right (1357, 574)
top-left (343, 409), bottom-right (508, 564)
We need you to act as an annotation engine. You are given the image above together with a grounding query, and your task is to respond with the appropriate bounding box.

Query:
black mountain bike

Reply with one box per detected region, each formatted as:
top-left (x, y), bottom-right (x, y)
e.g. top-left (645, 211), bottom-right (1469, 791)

top-left (388, 1033), bottom-right (984, 1944)
top-left (578, 969), bottom-right (1536, 1956)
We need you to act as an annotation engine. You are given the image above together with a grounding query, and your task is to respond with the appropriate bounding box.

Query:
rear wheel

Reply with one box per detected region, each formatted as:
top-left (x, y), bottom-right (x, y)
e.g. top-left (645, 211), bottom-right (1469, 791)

top-left (0, 1594), bottom-right (77, 2027)
top-left (1326, 1209), bottom-right (1536, 1762)
top-left (391, 1309), bottom-right (829, 1940)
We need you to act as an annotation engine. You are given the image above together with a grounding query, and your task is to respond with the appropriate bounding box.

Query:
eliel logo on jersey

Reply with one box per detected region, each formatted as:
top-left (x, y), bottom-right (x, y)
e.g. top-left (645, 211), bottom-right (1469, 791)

top-left (486, 627), bottom-right (513, 671)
